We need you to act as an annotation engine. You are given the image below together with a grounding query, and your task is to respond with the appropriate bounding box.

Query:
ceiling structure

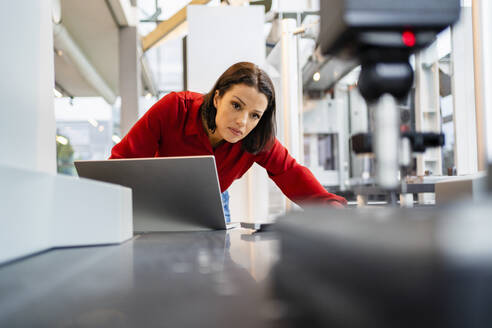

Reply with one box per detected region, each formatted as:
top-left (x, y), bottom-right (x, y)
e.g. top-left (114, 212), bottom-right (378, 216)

top-left (54, 0), bottom-right (164, 104)
top-left (141, 0), bottom-right (212, 52)
top-left (53, 0), bottom-right (321, 102)
top-left (54, 0), bottom-right (121, 100)
top-left (53, 0), bottom-right (214, 102)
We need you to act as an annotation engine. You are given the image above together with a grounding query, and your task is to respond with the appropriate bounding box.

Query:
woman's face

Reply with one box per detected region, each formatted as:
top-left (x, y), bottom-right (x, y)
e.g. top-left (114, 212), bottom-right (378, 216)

top-left (210, 83), bottom-right (268, 146)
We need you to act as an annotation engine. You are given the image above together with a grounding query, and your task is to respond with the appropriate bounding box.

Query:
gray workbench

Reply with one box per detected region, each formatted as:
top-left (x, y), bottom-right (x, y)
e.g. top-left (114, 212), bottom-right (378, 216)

top-left (0, 229), bottom-right (282, 327)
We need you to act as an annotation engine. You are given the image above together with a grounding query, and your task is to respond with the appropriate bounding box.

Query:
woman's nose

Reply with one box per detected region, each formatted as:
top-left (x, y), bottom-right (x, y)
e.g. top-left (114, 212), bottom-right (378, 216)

top-left (236, 113), bottom-right (247, 127)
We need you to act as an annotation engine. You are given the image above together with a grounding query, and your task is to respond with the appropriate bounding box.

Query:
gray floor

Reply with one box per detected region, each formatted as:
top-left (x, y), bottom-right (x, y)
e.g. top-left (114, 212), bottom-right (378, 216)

top-left (0, 229), bottom-right (282, 328)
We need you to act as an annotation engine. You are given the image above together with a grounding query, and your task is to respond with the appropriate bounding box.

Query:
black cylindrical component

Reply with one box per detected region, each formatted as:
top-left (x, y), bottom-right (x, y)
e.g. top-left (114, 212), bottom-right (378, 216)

top-left (403, 132), bottom-right (445, 152)
top-left (351, 133), bottom-right (373, 154)
top-left (358, 61), bottom-right (414, 102)
top-left (423, 132), bottom-right (445, 147)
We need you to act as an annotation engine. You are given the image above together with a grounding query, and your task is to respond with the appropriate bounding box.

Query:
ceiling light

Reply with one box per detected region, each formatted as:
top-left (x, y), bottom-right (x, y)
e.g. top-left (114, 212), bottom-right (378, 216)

top-left (88, 118), bottom-right (98, 127)
top-left (313, 72), bottom-right (321, 82)
top-left (112, 135), bottom-right (122, 143)
top-left (145, 92), bottom-right (152, 100)
top-left (98, 125), bottom-right (105, 132)
top-left (56, 135), bottom-right (68, 145)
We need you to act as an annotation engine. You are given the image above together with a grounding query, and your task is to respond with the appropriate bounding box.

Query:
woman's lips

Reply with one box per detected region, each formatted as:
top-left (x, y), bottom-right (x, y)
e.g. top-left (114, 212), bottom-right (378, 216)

top-left (228, 127), bottom-right (243, 137)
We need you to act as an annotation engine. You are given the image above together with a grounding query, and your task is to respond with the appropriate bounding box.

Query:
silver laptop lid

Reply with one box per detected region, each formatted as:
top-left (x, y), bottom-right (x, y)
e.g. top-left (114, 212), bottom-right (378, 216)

top-left (75, 156), bottom-right (226, 232)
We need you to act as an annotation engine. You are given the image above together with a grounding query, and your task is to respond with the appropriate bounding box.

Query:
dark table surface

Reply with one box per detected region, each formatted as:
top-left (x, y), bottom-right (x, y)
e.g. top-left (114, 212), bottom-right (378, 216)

top-left (0, 229), bottom-right (282, 328)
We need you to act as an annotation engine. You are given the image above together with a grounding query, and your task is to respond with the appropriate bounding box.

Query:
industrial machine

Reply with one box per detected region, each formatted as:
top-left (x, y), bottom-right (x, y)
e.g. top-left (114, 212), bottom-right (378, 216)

top-left (318, 0), bottom-right (458, 190)
top-left (272, 1), bottom-right (492, 327)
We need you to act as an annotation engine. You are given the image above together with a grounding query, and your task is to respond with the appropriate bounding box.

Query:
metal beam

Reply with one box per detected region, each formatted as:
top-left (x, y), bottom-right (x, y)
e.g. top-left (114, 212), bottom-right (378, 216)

top-left (142, 0), bottom-right (211, 52)
top-left (53, 22), bottom-right (117, 104)
top-left (105, 0), bottom-right (137, 27)
top-left (140, 50), bottom-right (158, 96)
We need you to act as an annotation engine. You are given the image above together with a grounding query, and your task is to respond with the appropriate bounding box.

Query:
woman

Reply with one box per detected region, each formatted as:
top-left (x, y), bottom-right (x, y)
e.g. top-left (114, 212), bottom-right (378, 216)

top-left (110, 62), bottom-right (347, 215)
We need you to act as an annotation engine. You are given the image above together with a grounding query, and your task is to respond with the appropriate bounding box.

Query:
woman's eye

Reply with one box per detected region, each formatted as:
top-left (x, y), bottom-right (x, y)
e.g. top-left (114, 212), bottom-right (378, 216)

top-left (232, 102), bottom-right (241, 110)
top-left (252, 113), bottom-right (261, 120)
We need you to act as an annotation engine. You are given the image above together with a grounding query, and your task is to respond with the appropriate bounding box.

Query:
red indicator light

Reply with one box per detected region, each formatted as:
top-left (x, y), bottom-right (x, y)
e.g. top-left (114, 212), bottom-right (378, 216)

top-left (402, 30), bottom-right (416, 47)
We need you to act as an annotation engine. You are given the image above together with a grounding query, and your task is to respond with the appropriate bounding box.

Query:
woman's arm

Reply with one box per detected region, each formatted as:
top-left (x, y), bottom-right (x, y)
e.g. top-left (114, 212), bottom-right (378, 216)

top-left (255, 139), bottom-right (347, 207)
top-left (110, 92), bottom-right (178, 159)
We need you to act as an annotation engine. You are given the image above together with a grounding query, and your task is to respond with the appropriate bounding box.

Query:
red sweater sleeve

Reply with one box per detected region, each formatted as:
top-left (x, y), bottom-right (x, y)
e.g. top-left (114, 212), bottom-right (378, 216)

top-left (109, 92), bottom-right (178, 159)
top-left (256, 139), bottom-right (347, 207)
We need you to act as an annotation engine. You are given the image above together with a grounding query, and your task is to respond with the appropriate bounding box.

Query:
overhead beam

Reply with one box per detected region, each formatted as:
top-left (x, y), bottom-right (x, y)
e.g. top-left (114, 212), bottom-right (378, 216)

top-left (53, 23), bottom-right (117, 104)
top-left (142, 0), bottom-right (211, 52)
top-left (106, 0), bottom-right (137, 27)
top-left (140, 50), bottom-right (158, 96)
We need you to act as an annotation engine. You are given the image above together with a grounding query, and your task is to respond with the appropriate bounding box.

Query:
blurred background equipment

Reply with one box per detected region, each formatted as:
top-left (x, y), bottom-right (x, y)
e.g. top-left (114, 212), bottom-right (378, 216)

top-left (271, 1), bottom-right (492, 327)
top-left (318, 0), bottom-right (460, 191)
top-left (274, 205), bottom-right (492, 328)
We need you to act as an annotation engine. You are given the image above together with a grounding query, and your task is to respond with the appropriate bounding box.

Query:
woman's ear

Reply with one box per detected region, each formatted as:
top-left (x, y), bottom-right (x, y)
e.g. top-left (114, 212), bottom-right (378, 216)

top-left (213, 90), bottom-right (219, 108)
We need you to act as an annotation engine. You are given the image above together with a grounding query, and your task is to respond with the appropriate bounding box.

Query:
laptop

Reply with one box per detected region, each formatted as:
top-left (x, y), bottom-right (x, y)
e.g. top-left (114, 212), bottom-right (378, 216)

top-left (75, 156), bottom-right (232, 232)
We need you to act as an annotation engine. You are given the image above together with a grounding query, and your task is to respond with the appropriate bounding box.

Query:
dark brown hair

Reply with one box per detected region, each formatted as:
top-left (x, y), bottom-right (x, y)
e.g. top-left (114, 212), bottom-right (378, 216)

top-left (201, 62), bottom-right (276, 154)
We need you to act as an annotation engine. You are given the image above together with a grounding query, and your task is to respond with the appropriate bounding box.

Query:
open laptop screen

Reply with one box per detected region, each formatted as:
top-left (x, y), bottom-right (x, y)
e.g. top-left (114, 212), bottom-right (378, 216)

top-left (75, 156), bottom-right (226, 232)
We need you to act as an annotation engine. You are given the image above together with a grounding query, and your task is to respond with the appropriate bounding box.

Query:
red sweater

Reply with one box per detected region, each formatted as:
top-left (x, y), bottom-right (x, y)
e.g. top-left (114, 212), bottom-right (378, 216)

top-left (110, 91), bottom-right (347, 207)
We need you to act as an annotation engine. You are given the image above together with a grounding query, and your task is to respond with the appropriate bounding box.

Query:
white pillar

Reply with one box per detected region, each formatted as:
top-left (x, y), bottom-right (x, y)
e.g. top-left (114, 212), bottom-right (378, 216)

top-left (279, 19), bottom-right (303, 210)
top-left (451, 7), bottom-right (479, 175)
top-left (483, 2), bottom-right (492, 165)
top-left (472, 0), bottom-right (492, 165)
top-left (280, 19), bottom-right (302, 160)
top-left (119, 26), bottom-right (141, 135)
top-left (187, 6), bottom-right (268, 221)
top-left (472, 0), bottom-right (487, 170)
top-left (0, 0), bottom-right (56, 174)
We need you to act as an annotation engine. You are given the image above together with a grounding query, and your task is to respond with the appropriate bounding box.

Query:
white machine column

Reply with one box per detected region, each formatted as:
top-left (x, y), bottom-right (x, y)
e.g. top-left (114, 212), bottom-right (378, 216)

top-left (414, 43), bottom-right (443, 177)
top-left (451, 7), bottom-right (479, 175)
top-left (0, 0), bottom-right (132, 265)
top-left (373, 94), bottom-right (400, 189)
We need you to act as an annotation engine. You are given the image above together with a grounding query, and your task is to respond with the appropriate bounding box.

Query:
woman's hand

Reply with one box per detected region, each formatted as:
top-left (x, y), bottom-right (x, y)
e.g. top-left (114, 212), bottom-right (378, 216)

top-left (326, 200), bottom-right (346, 209)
